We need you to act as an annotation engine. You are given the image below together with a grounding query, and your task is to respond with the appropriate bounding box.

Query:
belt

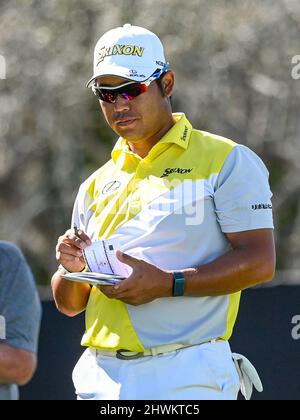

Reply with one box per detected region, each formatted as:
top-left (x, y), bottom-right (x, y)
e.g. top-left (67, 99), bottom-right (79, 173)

top-left (95, 340), bottom-right (218, 360)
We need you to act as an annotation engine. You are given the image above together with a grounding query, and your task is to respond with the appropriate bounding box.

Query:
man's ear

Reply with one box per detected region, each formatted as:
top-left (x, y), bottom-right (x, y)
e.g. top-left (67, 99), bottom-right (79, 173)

top-left (162, 71), bottom-right (175, 97)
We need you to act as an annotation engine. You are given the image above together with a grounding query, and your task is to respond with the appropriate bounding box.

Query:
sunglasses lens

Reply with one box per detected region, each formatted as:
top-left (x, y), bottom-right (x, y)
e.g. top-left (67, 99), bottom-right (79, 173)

top-left (94, 83), bottom-right (147, 103)
top-left (94, 89), bottom-right (116, 103)
top-left (120, 84), bottom-right (147, 100)
top-left (102, 91), bottom-right (117, 103)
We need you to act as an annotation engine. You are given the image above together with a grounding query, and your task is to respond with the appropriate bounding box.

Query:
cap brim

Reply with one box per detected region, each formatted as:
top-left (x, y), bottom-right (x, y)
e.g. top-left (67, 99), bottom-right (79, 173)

top-left (86, 63), bottom-right (158, 88)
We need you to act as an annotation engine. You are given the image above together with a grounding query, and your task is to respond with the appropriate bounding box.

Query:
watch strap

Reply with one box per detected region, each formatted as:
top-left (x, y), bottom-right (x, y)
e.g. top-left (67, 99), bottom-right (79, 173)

top-left (172, 271), bottom-right (185, 296)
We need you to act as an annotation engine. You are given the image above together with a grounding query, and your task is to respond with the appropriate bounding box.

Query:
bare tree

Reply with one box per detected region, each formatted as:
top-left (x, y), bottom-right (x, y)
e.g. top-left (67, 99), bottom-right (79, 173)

top-left (0, 0), bottom-right (299, 284)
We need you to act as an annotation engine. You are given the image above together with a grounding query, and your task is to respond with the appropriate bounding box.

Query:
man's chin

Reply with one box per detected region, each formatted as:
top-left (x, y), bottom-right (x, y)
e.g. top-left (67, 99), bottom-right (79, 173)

top-left (114, 125), bottom-right (143, 141)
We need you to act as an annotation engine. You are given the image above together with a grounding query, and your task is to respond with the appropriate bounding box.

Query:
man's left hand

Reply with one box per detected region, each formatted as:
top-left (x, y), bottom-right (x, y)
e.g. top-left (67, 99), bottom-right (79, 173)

top-left (98, 251), bottom-right (173, 305)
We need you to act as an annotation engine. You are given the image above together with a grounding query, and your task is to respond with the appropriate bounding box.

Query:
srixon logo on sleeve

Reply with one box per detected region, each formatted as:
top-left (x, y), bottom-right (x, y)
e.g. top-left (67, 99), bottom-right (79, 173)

top-left (251, 204), bottom-right (273, 210)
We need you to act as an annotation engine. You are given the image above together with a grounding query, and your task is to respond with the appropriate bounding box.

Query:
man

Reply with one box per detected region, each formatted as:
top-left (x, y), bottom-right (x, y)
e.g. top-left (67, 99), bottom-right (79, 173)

top-left (0, 242), bottom-right (42, 400)
top-left (52, 24), bottom-right (275, 400)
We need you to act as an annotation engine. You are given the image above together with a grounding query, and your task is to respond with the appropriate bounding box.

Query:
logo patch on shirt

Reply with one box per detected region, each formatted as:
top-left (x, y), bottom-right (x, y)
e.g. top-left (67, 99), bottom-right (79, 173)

top-left (180, 126), bottom-right (189, 142)
top-left (160, 167), bottom-right (194, 178)
top-left (102, 181), bottom-right (121, 195)
top-left (251, 204), bottom-right (273, 210)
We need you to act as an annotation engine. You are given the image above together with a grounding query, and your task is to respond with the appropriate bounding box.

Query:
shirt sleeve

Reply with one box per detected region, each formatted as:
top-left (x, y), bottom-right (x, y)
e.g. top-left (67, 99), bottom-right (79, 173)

top-left (71, 183), bottom-right (89, 230)
top-left (214, 145), bottom-right (274, 233)
top-left (0, 243), bottom-right (42, 353)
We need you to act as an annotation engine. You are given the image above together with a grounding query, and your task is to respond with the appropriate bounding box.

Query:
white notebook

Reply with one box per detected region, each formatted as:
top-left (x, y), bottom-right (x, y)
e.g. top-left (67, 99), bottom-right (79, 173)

top-left (82, 238), bottom-right (131, 277)
top-left (62, 237), bottom-right (130, 286)
top-left (62, 272), bottom-right (125, 286)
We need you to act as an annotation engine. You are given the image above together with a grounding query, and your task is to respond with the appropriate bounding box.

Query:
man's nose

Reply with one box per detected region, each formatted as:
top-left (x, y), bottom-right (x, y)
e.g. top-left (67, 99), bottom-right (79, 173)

top-left (113, 95), bottom-right (131, 112)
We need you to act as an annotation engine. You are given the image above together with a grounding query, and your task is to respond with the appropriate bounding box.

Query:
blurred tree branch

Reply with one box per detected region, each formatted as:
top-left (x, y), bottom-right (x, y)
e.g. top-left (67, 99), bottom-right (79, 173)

top-left (0, 0), bottom-right (299, 284)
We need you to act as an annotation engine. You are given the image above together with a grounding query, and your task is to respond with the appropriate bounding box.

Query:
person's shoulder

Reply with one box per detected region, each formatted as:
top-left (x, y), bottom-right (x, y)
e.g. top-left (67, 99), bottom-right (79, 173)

top-left (191, 129), bottom-right (262, 162)
top-left (191, 128), bottom-right (237, 151)
top-left (188, 129), bottom-right (238, 176)
top-left (0, 242), bottom-right (39, 308)
top-left (0, 241), bottom-right (24, 266)
top-left (220, 143), bottom-right (269, 175)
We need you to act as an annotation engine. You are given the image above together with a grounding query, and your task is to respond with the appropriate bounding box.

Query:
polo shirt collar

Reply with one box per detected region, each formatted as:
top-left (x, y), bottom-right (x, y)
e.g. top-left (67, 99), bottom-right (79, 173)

top-left (158, 113), bottom-right (192, 150)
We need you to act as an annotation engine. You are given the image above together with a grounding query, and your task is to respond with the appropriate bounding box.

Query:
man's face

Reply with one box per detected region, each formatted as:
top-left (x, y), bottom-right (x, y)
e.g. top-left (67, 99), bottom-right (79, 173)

top-left (96, 73), bottom-right (173, 143)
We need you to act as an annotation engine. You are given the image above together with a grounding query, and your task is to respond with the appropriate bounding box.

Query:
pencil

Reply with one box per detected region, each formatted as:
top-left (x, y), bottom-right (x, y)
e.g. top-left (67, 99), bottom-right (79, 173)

top-left (74, 224), bottom-right (79, 237)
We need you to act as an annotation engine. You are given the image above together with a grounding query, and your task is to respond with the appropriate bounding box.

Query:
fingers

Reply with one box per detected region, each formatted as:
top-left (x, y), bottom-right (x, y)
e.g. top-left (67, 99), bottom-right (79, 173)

top-left (57, 253), bottom-right (81, 263)
top-left (97, 284), bottom-right (116, 298)
top-left (61, 229), bottom-right (91, 250)
top-left (116, 250), bottom-right (141, 268)
top-left (98, 276), bottom-right (132, 298)
top-left (98, 283), bottom-right (140, 306)
top-left (56, 243), bottom-right (83, 260)
top-left (97, 285), bottom-right (129, 301)
top-left (56, 228), bottom-right (91, 272)
top-left (74, 228), bottom-right (92, 247)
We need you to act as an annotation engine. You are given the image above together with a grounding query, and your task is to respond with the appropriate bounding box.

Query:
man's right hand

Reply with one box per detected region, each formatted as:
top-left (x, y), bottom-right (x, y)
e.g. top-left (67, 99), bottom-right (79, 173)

top-left (56, 228), bottom-right (92, 273)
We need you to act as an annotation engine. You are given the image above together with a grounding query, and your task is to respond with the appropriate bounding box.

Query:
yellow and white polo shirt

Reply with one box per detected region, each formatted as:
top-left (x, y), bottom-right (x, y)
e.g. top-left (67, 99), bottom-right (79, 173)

top-left (71, 113), bottom-right (273, 352)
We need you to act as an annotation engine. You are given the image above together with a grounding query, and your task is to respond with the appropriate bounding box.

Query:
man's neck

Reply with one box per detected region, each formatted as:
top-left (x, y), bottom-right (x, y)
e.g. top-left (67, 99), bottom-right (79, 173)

top-left (127, 115), bottom-right (176, 159)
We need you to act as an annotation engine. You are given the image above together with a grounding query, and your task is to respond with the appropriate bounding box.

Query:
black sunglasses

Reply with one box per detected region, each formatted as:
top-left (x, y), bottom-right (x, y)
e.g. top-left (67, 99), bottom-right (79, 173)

top-left (92, 81), bottom-right (148, 104)
top-left (92, 64), bottom-right (170, 104)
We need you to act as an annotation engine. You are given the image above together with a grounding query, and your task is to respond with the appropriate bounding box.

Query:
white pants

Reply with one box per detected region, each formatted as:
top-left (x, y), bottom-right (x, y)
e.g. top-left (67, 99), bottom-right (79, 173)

top-left (72, 341), bottom-right (240, 400)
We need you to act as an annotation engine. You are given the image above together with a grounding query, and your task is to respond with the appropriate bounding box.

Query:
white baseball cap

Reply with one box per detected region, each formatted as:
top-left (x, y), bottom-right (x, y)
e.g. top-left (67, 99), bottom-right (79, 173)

top-left (86, 24), bottom-right (168, 88)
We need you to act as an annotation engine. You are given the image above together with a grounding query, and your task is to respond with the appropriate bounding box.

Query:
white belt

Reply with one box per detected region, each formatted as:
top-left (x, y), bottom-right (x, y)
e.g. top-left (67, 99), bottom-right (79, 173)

top-left (95, 339), bottom-right (219, 360)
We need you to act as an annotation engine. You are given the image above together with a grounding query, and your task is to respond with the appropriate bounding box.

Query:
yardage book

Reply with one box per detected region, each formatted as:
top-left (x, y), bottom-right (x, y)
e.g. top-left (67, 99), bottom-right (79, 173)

top-left (62, 272), bottom-right (125, 286)
top-left (62, 237), bottom-right (131, 286)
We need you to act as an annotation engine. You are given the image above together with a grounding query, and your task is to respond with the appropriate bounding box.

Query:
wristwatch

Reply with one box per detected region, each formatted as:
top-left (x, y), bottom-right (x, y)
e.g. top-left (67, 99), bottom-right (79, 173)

top-left (172, 271), bottom-right (185, 296)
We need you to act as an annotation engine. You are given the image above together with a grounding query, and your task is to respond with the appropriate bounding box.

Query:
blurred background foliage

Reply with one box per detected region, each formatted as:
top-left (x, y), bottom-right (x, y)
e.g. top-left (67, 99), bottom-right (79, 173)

top-left (0, 0), bottom-right (299, 285)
